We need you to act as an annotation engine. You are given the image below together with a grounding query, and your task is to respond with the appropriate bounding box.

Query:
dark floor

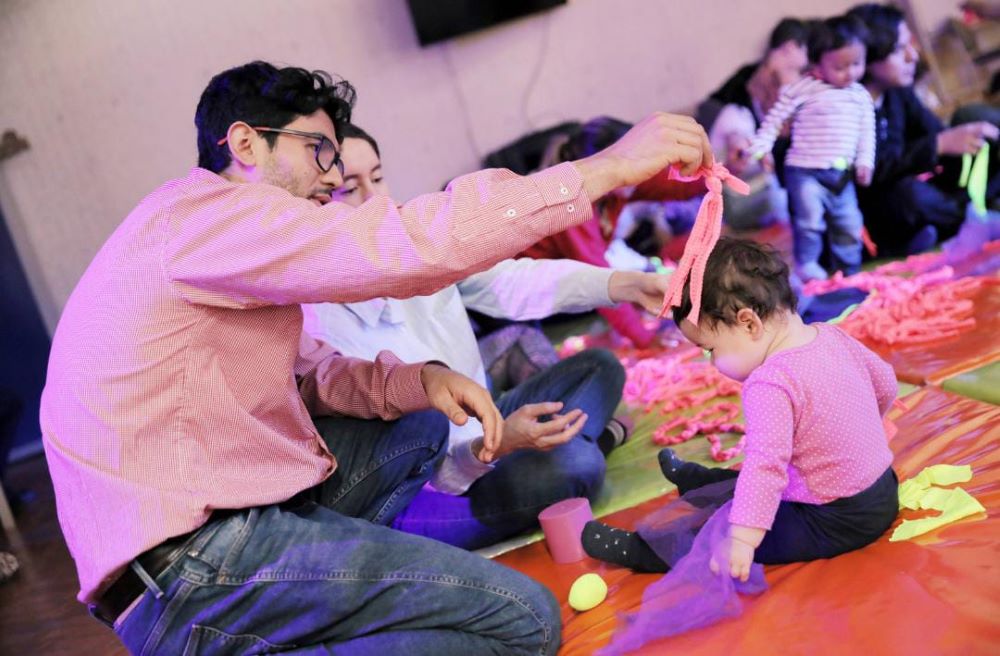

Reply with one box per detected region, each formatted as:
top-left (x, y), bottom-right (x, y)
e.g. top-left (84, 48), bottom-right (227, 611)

top-left (0, 455), bottom-right (127, 656)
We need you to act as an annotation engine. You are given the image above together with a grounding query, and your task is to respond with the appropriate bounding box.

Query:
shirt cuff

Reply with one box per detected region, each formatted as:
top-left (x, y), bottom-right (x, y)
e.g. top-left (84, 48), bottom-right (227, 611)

top-left (431, 425), bottom-right (495, 495)
top-left (591, 267), bottom-right (616, 306)
top-left (453, 438), bottom-right (496, 480)
top-left (526, 162), bottom-right (594, 234)
top-left (386, 362), bottom-right (433, 415)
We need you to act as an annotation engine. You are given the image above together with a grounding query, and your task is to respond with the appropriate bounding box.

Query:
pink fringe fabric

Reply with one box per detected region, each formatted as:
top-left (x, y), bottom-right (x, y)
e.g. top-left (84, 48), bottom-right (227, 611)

top-left (659, 164), bottom-right (749, 325)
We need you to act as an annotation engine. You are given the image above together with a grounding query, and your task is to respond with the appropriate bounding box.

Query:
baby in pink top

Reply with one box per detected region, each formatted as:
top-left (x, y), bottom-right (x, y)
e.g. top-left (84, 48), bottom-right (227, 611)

top-left (583, 237), bottom-right (898, 578)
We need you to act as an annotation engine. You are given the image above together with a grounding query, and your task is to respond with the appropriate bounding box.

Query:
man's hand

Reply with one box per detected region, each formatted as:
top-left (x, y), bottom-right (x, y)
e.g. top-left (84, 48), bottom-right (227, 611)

top-left (474, 402), bottom-right (587, 462)
top-left (420, 364), bottom-right (503, 459)
top-left (608, 270), bottom-right (671, 314)
top-left (855, 165), bottom-right (873, 187)
top-left (574, 113), bottom-right (713, 201)
top-left (936, 122), bottom-right (999, 156)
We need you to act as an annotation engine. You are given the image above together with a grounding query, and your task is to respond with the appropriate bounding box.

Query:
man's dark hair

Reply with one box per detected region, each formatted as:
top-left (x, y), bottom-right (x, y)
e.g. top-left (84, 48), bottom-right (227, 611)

top-left (847, 3), bottom-right (906, 64)
top-left (195, 61), bottom-right (357, 173)
top-left (339, 123), bottom-right (380, 159)
top-left (768, 18), bottom-right (810, 51)
top-left (672, 237), bottom-right (797, 328)
top-left (808, 15), bottom-right (869, 63)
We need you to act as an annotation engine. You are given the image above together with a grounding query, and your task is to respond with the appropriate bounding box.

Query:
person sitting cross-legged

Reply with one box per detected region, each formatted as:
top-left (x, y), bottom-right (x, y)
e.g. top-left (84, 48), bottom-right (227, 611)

top-left (303, 123), bottom-right (674, 549)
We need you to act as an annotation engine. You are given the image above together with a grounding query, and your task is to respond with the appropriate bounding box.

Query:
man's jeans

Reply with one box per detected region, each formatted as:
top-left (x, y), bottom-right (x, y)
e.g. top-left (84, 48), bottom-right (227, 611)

top-left (786, 166), bottom-right (864, 275)
top-left (392, 349), bottom-right (625, 550)
top-left (113, 410), bottom-right (561, 655)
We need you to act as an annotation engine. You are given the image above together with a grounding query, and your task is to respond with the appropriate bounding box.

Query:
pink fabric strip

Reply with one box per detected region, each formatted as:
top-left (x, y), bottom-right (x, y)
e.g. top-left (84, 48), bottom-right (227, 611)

top-left (658, 164), bottom-right (749, 325)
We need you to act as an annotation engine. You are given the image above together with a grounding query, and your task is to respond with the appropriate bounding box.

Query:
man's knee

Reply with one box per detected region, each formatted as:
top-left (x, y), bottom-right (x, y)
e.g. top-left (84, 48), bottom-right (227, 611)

top-left (574, 348), bottom-right (626, 390)
top-left (531, 583), bottom-right (562, 656)
top-left (397, 409), bottom-right (449, 463)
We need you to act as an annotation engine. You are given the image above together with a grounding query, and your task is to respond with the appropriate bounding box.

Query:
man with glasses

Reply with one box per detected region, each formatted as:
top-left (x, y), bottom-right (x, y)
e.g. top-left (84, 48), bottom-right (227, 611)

top-left (41, 60), bottom-right (712, 654)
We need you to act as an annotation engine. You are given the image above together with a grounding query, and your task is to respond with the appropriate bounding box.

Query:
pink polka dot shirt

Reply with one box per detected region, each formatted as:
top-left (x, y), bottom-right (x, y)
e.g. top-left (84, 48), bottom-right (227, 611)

top-left (730, 323), bottom-right (896, 530)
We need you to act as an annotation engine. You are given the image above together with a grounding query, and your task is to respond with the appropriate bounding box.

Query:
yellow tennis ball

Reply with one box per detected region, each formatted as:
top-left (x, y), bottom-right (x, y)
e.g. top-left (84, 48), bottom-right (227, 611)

top-left (568, 573), bottom-right (608, 611)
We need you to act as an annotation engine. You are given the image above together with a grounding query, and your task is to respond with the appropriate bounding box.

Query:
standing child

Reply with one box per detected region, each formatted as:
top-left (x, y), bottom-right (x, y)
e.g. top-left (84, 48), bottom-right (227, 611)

top-left (751, 16), bottom-right (875, 282)
top-left (582, 237), bottom-right (899, 579)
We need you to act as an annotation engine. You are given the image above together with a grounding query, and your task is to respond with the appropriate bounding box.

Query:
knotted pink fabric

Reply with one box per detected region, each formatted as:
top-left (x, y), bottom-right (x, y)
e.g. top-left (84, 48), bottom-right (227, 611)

top-left (659, 164), bottom-right (750, 325)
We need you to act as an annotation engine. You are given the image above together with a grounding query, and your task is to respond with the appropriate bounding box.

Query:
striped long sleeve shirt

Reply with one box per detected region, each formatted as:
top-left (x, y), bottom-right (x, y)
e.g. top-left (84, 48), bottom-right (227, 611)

top-left (750, 76), bottom-right (875, 171)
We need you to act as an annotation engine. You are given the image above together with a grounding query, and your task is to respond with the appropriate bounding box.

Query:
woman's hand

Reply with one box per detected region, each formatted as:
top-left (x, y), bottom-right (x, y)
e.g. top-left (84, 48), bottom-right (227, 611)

top-left (474, 401), bottom-right (587, 462)
top-left (936, 122), bottom-right (998, 156)
top-left (608, 270), bottom-right (672, 314)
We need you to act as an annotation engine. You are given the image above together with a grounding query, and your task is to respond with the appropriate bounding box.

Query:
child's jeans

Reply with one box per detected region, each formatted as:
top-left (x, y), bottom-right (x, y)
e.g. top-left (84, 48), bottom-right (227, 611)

top-left (785, 166), bottom-right (864, 275)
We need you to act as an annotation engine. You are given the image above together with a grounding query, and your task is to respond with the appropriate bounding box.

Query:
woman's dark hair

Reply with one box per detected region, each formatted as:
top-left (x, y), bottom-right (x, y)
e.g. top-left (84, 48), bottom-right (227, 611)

top-left (768, 18), bottom-right (810, 51)
top-left (557, 116), bottom-right (632, 162)
top-left (339, 123), bottom-right (380, 158)
top-left (808, 15), bottom-right (869, 63)
top-left (847, 3), bottom-right (906, 64)
top-left (672, 237), bottom-right (797, 328)
top-left (195, 61), bottom-right (357, 173)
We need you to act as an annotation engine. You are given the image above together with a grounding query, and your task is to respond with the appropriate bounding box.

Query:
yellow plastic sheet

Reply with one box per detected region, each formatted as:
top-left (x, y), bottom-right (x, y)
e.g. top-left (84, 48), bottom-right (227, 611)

top-left (897, 463), bottom-right (973, 510)
top-left (891, 464), bottom-right (984, 542)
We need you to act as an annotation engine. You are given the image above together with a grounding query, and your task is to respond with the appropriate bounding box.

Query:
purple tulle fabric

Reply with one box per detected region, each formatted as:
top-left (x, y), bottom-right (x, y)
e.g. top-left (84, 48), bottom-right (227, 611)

top-left (598, 480), bottom-right (768, 655)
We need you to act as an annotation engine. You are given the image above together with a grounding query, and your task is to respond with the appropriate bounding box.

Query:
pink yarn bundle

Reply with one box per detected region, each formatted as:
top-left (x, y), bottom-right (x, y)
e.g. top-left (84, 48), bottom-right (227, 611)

top-left (652, 401), bottom-right (745, 462)
top-left (618, 344), bottom-right (745, 461)
top-left (802, 266), bottom-right (984, 346)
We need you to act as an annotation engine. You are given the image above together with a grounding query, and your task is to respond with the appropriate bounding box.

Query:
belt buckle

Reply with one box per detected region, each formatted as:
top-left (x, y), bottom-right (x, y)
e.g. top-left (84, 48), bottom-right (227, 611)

top-left (89, 602), bottom-right (116, 629)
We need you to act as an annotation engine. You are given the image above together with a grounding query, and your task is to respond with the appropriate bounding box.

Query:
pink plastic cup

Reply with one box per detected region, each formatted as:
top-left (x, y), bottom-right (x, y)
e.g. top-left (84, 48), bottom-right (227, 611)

top-left (538, 497), bottom-right (594, 563)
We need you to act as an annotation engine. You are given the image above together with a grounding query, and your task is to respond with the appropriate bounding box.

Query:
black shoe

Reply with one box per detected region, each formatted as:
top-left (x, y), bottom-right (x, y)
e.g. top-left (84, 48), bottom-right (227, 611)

top-left (905, 225), bottom-right (938, 255)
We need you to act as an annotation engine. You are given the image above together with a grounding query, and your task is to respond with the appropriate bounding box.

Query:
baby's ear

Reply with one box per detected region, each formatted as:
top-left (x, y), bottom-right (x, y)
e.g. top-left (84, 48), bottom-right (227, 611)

top-left (736, 308), bottom-right (765, 338)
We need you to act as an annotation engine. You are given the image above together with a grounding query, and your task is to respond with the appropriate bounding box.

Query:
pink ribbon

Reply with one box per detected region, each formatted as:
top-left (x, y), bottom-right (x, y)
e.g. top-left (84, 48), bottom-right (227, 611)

top-left (658, 164), bottom-right (749, 325)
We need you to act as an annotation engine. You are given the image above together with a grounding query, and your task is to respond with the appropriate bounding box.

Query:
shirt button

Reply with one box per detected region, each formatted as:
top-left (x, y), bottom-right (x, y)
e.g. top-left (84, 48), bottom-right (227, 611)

top-left (567, 203), bottom-right (575, 212)
top-left (505, 208), bottom-right (517, 217)
top-left (559, 185), bottom-right (569, 195)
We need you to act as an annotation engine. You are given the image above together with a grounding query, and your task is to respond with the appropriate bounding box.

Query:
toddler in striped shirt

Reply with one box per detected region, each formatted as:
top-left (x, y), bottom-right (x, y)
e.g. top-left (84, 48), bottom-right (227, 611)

top-left (751, 15), bottom-right (876, 282)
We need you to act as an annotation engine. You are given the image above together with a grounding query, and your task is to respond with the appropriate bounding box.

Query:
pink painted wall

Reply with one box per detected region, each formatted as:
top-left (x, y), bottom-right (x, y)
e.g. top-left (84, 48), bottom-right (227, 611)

top-left (0, 0), bottom-right (959, 330)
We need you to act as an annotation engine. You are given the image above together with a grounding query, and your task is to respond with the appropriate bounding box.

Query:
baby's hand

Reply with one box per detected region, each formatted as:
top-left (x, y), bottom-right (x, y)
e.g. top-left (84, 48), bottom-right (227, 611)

top-left (759, 152), bottom-right (775, 173)
top-left (708, 535), bottom-right (755, 582)
top-left (855, 166), bottom-right (873, 187)
top-left (727, 536), bottom-right (755, 582)
top-left (710, 524), bottom-right (762, 581)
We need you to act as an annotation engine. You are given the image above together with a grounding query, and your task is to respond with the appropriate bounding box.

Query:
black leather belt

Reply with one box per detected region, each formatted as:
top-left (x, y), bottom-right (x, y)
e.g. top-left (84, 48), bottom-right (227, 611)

top-left (91, 530), bottom-right (195, 625)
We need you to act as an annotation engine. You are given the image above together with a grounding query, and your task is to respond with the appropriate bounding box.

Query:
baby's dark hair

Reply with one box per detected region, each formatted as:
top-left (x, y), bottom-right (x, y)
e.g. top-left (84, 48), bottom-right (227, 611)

top-left (671, 237), bottom-right (797, 328)
top-left (808, 14), bottom-right (869, 63)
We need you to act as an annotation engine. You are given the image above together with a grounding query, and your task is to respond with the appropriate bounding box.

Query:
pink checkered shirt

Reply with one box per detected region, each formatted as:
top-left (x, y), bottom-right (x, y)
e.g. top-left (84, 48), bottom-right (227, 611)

top-left (40, 163), bottom-right (590, 602)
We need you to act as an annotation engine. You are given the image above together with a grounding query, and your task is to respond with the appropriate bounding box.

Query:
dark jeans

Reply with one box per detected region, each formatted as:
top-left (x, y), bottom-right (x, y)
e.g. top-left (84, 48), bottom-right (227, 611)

top-left (667, 464), bottom-right (899, 563)
top-left (112, 409), bottom-right (561, 655)
top-left (785, 166), bottom-right (864, 274)
top-left (392, 349), bottom-right (625, 550)
top-left (861, 176), bottom-right (969, 255)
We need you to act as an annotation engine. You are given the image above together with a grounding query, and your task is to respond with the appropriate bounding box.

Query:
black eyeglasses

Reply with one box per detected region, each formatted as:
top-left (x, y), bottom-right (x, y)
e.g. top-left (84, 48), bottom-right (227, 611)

top-left (217, 127), bottom-right (343, 176)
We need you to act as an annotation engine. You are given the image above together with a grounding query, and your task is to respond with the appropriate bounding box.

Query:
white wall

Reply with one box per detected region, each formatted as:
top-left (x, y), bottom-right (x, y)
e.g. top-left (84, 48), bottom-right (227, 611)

top-left (0, 0), bottom-right (952, 331)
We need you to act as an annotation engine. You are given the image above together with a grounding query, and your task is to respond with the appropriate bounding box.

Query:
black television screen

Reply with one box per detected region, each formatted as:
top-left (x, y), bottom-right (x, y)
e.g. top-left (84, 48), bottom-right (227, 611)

top-left (407, 0), bottom-right (567, 46)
